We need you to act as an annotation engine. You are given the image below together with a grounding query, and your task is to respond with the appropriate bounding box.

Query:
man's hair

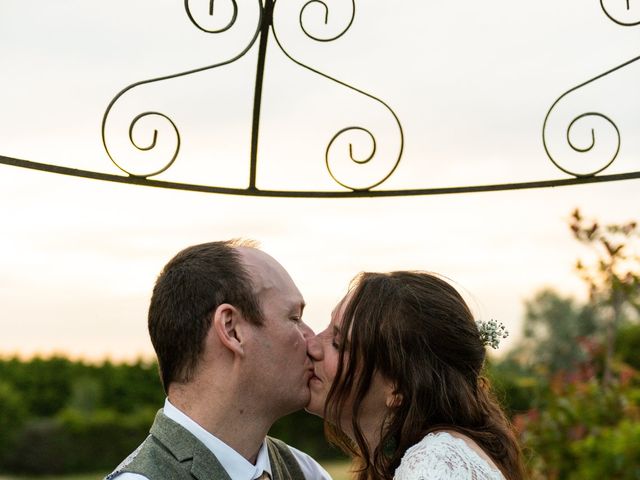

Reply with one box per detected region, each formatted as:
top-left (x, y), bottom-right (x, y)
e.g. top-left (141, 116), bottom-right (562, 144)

top-left (148, 239), bottom-right (263, 392)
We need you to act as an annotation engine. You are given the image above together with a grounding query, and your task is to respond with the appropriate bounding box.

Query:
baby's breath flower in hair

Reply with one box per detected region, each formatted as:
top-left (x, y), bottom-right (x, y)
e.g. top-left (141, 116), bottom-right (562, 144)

top-left (476, 319), bottom-right (508, 349)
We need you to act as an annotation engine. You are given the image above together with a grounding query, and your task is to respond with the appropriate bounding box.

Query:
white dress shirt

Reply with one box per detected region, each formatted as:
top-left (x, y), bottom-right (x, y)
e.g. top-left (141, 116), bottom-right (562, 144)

top-left (112, 399), bottom-right (332, 480)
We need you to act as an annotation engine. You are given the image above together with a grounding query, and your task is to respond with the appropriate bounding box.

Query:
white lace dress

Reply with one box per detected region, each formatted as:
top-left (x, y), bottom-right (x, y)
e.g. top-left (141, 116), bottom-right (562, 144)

top-left (394, 431), bottom-right (506, 480)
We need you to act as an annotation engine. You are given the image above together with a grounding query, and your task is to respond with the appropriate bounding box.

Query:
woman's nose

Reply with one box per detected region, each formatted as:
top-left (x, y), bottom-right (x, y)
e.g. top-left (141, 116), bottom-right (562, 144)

top-left (306, 333), bottom-right (324, 361)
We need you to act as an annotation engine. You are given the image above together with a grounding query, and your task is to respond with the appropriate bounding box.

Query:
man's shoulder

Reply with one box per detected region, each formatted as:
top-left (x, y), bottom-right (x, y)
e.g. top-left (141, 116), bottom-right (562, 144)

top-left (106, 433), bottom-right (184, 480)
top-left (105, 435), bottom-right (151, 480)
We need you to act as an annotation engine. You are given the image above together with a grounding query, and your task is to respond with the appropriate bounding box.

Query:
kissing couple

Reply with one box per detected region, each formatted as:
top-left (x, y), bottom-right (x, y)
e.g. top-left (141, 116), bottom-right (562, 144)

top-left (107, 240), bottom-right (524, 480)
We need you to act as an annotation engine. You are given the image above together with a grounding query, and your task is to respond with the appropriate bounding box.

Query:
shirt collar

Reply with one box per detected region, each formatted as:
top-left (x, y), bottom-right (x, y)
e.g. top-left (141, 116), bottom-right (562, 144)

top-left (163, 398), bottom-right (272, 480)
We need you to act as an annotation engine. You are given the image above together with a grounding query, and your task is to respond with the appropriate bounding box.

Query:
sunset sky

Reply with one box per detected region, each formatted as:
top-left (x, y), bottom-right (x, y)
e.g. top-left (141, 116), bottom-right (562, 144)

top-left (1, 0), bottom-right (639, 361)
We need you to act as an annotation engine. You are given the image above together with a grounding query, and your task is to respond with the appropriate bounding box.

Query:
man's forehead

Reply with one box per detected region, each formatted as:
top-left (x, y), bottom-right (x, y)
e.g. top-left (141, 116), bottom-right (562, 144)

top-left (236, 247), bottom-right (284, 285)
top-left (236, 246), bottom-right (304, 303)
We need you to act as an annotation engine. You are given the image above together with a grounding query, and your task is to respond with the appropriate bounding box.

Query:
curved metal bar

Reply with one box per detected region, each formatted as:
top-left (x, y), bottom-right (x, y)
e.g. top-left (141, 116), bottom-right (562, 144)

top-left (561, 112), bottom-right (620, 175)
top-left (299, 0), bottom-right (356, 42)
top-left (3, 154), bottom-right (639, 197)
top-left (345, 127), bottom-right (376, 164)
top-left (600, 0), bottom-right (640, 26)
top-left (119, 112), bottom-right (181, 177)
top-left (185, 0), bottom-right (239, 33)
top-left (542, 54), bottom-right (640, 177)
top-left (271, 0), bottom-right (404, 191)
top-left (101, 0), bottom-right (263, 179)
top-left (325, 126), bottom-right (377, 189)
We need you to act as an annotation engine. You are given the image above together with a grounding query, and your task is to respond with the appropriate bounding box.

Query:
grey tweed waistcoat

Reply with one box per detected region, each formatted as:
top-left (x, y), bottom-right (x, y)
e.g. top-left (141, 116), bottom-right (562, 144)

top-left (107, 410), bottom-right (306, 480)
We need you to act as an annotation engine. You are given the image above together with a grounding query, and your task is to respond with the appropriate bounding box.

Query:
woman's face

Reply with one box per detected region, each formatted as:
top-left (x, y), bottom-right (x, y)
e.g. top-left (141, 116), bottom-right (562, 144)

top-left (306, 293), bottom-right (395, 429)
top-left (306, 296), bottom-right (347, 418)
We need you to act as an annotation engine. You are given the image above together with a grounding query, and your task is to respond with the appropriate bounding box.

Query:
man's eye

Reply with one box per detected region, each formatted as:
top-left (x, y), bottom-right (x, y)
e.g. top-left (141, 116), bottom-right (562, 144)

top-left (290, 316), bottom-right (301, 323)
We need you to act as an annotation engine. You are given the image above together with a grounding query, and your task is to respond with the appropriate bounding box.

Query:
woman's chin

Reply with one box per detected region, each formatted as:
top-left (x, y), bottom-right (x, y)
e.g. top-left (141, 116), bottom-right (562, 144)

top-left (304, 406), bottom-right (323, 418)
top-left (305, 392), bottom-right (326, 418)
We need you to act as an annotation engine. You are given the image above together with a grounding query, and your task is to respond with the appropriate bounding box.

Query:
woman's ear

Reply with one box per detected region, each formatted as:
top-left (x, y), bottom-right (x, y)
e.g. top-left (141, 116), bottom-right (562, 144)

top-left (386, 387), bottom-right (403, 409)
top-left (211, 303), bottom-right (245, 356)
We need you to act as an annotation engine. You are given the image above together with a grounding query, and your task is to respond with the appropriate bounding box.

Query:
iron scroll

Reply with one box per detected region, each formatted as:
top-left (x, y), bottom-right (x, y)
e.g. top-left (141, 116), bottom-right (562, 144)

top-left (1, 0), bottom-right (639, 197)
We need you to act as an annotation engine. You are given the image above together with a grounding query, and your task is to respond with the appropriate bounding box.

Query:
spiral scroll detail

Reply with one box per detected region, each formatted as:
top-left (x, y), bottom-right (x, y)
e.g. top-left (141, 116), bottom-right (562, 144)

top-left (544, 111), bottom-right (620, 177)
top-left (272, 0), bottom-right (404, 191)
top-left (326, 126), bottom-right (396, 190)
top-left (299, 0), bottom-right (356, 42)
top-left (185, 0), bottom-right (239, 33)
top-left (600, 0), bottom-right (640, 26)
top-left (108, 112), bottom-right (181, 178)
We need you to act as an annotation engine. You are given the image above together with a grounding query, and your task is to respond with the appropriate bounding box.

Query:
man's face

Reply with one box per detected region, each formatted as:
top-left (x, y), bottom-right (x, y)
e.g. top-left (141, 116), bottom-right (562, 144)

top-left (239, 248), bottom-right (315, 416)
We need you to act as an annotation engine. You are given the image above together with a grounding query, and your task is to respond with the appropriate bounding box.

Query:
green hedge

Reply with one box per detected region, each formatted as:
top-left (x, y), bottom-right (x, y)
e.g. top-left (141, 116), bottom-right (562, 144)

top-left (570, 420), bottom-right (640, 479)
top-left (3, 409), bottom-right (155, 475)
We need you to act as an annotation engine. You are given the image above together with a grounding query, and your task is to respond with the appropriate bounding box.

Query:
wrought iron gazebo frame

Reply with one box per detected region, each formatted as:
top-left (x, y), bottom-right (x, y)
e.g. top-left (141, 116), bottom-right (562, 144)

top-left (1, 0), bottom-right (639, 197)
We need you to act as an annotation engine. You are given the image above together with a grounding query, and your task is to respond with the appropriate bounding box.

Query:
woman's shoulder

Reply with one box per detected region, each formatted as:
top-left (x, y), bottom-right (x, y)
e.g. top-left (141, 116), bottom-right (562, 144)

top-left (394, 431), bottom-right (506, 480)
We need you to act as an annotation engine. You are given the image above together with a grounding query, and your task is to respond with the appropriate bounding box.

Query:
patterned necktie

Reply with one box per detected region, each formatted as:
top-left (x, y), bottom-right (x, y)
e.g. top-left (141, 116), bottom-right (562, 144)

top-left (255, 471), bottom-right (271, 480)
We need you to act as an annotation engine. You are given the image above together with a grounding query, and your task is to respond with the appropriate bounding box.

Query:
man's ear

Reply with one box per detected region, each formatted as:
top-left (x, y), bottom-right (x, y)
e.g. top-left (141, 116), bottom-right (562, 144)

top-left (211, 303), bottom-right (246, 356)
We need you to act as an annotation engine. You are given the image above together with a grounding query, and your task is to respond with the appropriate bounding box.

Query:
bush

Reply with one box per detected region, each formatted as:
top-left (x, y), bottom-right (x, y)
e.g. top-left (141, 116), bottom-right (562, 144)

top-left (570, 420), bottom-right (640, 479)
top-left (0, 382), bottom-right (28, 467)
top-left (516, 370), bottom-right (640, 479)
top-left (269, 410), bottom-right (345, 461)
top-left (4, 408), bottom-right (156, 474)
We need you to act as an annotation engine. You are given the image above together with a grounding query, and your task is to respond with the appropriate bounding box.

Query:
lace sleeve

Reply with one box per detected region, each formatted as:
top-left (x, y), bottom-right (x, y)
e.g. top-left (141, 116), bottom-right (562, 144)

top-left (393, 433), bottom-right (504, 480)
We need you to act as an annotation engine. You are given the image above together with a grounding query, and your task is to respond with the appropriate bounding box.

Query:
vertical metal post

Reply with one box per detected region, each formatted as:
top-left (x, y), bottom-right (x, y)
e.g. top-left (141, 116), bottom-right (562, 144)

top-left (249, 0), bottom-right (273, 190)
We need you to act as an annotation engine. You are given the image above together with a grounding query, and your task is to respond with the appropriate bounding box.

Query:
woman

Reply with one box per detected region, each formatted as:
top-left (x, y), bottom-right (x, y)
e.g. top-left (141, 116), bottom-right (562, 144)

top-left (307, 271), bottom-right (525, 480)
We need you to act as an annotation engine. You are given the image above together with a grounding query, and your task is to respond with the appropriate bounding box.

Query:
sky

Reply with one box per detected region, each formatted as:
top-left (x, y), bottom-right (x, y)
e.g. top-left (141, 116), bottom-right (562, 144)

top-left (1, 0), bottom-right (639, 361)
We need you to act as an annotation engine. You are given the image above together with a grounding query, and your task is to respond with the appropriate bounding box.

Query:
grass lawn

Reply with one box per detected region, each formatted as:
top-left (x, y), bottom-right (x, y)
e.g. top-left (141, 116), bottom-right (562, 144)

top-left (0, 460), bottom-right (352, 480)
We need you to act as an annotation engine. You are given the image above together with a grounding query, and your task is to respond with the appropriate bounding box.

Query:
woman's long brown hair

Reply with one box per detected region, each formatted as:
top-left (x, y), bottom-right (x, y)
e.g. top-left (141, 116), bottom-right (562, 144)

top-left (324, 272), bottom-right (525, 480)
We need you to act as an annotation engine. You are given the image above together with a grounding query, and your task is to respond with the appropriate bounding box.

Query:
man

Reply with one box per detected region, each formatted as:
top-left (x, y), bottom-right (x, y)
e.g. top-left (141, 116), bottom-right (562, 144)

top-left (107, 240), bottom-right (331, 480)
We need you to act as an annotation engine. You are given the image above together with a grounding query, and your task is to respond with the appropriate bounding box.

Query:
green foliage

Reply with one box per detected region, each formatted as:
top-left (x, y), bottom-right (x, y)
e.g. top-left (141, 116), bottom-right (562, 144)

top-left (496, 210), bottom-right (640, 478)
top-left (570, 209), bottom-right (640, 315)
top-left (514, 372), bottom-right (640, 479)
top-left (616, 323), bottom-right (640, 370)
top-left (3, 419), bottom-right (70, 475)
top-left (0, 357), bottom-right (164, 474)
top-left (98, 360), bottom-right (164, 413)
top-left (269, 410), bottom-right (346, 461)
top-left (519, 289), bottom-right (599, 374)
top-left (570, 420), bottom-right (640, 479)
top-left (0, 382), bottom-right (28, 465)
top-left (0, 356), bottom-right (343, 474)
top-left (570, 209), bottom-right (640, 385)
top-left (0, 357), bottom-right (74, 417)
top-left (0, 356), bottom-right (164, 418)
top-left (485, 357), bottom-right (539, 415)
top-left (4, 409), bottom-right (155, 475)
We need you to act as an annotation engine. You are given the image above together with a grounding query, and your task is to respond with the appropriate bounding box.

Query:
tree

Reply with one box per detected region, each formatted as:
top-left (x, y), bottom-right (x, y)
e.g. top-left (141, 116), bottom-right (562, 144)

top-left (517, 288), bottom-right (599, 374)
top-left (570, 209), bottom-right (640, 385)
top-left (0, 382), bottom-right (27, 463)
